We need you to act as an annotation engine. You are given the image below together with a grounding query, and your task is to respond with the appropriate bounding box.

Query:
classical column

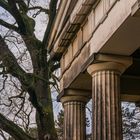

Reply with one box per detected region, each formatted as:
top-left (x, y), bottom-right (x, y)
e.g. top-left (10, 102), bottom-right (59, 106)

top-left (60, 90), bottom-right (89, 140)
top-left (87, 62), bottom-right (128, 140)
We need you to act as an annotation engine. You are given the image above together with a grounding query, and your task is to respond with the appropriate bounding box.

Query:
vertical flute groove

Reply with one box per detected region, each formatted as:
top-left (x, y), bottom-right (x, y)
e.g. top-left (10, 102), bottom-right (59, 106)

top-left (63, 100), bottom-right (86, 140)
top-left (92, 70), bottom-right (122, 140)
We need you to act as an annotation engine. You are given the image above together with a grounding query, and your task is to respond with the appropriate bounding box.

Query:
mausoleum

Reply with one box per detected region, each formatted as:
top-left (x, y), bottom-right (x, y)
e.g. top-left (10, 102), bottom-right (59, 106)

top-left (48, 0), bottom-right (140, 139)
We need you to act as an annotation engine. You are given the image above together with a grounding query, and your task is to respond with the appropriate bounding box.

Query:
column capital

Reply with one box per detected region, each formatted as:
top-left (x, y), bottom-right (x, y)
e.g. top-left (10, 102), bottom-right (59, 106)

top-left (59, 88), bottom-right (91, 104)
top-left (87, 54), bottom-right (132, 76)
top-left (60, 95), bottom-right (89, 104)
top-left (60, 89), bottom-right (90, 104)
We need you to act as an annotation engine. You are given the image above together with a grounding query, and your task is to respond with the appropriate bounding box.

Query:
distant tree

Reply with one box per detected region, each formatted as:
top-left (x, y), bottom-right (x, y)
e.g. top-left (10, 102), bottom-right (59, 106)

top-left (0, 0), bottom-right (60, 140)
top-left (55, 110), bottom-right (64, 140)
top-left (55, 109), bottom-right (91, 140)
top-left (77, 101), bottom-right (140, 140)
top-left (122, 102), bottom-right (140, 140)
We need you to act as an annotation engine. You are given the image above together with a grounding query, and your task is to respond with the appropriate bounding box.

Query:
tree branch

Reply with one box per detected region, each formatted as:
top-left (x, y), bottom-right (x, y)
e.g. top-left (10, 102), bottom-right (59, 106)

top-left (0, 35), bottom-right (36, 92)
top-left (0, 35), bottom-right (26, 79)
top-left (50, 62), bottom-right (60, 72)
top-left (0, 113), bottom-right (35, 140)
top-left (15, 0), bottom-right (28, 13)
top-left (0, 75), bottom-right (8, 92)
top-left (28, 6), bottom-right (49, 14)
top-left (0, 19), bottom-right (19, 32)
top-left (0, 129), bottom-right (7, 140)
top-left (7, 0), bottom-right (31, 35)
top-left (0, 35), bottom-right (45, 122)
top-left (0, 0), bottom-right (12, 15)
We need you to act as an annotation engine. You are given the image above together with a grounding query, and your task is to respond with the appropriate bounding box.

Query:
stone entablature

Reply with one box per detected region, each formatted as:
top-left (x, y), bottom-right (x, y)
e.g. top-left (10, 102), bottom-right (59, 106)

top-left (49, 0), bottom-right (119, 58)
top-left (59, 0), bottom-right (139, 92)
top-left (61, 0), bottom-right (137, 71)
top-left (47, 1), bottom-right (140, 140)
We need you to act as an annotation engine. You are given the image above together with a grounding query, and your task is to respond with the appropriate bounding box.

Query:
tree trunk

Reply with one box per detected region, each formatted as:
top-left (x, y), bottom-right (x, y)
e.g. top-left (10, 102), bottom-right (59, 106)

top-left (34, 70), bottom-right (58, 140)
top-left (22, 38), bottom-right (58, 140)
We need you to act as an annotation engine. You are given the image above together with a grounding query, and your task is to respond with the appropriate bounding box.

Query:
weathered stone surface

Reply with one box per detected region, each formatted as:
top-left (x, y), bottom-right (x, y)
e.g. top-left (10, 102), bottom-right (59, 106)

top-left (48, 0), bottom-right (140, 139)
top-left (87, 62), bottom-right (124, 140)
top-left (60, 90), bottom-right (89, 140)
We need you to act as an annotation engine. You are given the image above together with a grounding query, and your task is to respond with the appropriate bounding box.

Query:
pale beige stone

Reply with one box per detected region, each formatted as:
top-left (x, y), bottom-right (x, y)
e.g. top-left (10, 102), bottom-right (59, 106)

top-left (110, 0), bottom-right (117, 6)
top-left (87, 62), bottom-right (124, 140)
top-left (82, 21), bottom-right (90, 43)
top-left (104, 0), bottom-right (110, 12)
top-left (60, 89), bottom-right (90, 140)
top-left (88, 10), bottom-right (95, 36)
top-left (72, 38), bottom-right (79, 57)
top-left (77, 29), bottom-right (83, 49)
top-left (47, 1), bottom-right (140, 140)
top-left (95, 0), bottom-right (104, 25)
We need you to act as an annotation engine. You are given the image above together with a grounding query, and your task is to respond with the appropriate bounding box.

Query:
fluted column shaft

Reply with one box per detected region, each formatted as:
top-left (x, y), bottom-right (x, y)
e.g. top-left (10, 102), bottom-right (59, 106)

top-left (61, 94), bottom-right (89, 140)
top-left (87, 62), bottom-right (125, 140)
top-left (64, 100), bottom-right (85, 140)
top-left (92, 70), bottom-right (122, 140)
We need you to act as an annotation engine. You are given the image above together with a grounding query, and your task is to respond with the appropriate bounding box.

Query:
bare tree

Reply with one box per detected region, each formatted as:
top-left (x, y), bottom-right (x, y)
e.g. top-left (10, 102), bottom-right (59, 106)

top-left (0, 0), bottom-right (59, 140)
top-left (122, 102), bottom-right (140, 140)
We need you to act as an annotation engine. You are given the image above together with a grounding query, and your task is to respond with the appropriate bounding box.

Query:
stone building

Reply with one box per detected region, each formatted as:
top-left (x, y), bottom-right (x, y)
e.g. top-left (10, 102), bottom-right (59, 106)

top-left (48, 0), bottom-right (140, 139)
